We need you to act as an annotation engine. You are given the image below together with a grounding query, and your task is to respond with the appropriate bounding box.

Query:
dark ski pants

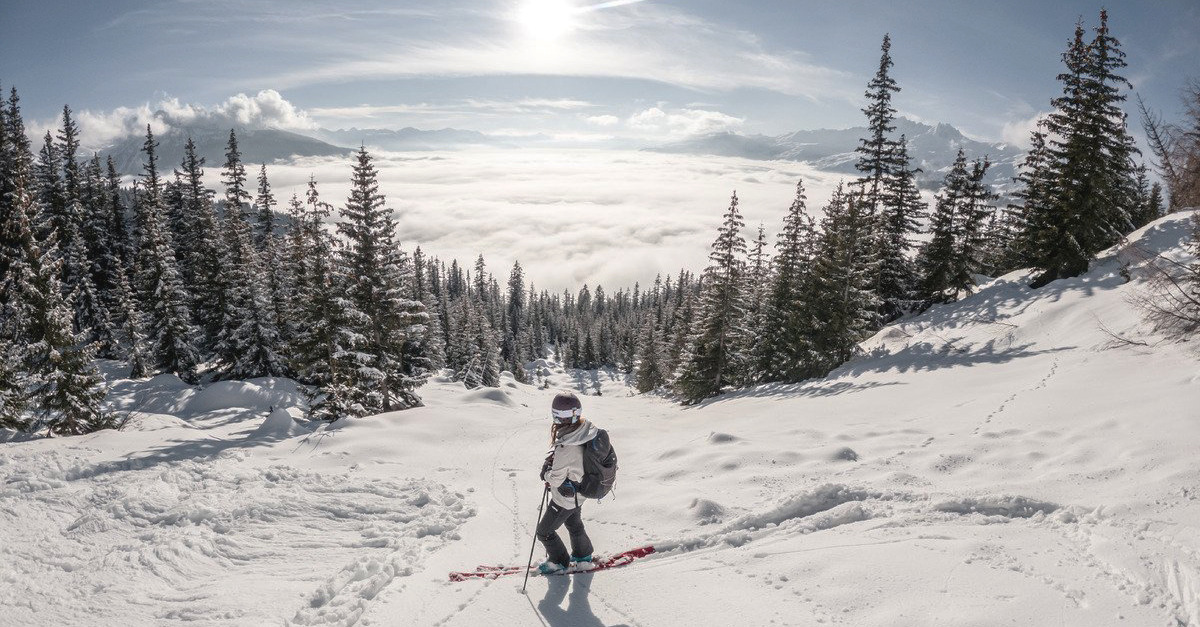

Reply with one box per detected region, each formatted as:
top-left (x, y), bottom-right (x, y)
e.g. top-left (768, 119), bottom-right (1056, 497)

top-left (537, 501), bottom-right (593, 567)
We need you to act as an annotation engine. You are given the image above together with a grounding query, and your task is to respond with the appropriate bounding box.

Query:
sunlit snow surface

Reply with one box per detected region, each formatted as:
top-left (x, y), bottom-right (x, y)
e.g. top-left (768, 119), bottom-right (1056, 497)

top-left (3, 212), bottom-right (1200, 626)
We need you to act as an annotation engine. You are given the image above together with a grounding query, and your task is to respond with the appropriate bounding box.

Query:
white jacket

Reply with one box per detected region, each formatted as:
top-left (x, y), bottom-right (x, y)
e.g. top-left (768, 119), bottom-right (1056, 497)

top-left (543, 421), bottom-right (600, 509)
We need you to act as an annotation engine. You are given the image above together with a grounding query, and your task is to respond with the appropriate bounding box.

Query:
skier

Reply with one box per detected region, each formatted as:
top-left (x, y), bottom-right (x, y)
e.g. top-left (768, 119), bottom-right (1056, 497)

top-left (536, 391), bottom-right (598, 574)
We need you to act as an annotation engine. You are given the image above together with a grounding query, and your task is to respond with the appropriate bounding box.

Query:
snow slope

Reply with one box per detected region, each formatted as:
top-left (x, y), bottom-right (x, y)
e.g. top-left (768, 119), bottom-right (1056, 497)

top-left (2, 212), bottom-right (1199, 626)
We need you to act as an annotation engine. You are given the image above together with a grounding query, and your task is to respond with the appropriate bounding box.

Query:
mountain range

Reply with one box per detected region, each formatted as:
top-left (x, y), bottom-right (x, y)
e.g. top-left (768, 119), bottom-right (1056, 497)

top-left (102, 118), bottom-right (1022, 192)
top-left (645, 117), bottom-right (1024, 189)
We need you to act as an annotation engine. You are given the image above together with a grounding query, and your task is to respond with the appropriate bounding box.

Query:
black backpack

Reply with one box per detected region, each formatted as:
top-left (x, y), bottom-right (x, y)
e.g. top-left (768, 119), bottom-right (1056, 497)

top-left (577, 429), bottom-right (617, 499)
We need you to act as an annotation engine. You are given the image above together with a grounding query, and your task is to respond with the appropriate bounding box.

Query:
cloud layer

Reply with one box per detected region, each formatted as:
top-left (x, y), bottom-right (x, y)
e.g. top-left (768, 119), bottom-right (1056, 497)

top-left (244, 149), bottom-right (844, 292)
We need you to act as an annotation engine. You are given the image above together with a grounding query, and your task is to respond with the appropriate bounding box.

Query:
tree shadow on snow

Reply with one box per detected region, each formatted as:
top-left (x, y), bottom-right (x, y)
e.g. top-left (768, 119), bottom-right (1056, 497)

top-left (698, 379), bottom-right (906, 408)
top-left (537, 572), bottom-right (624, 627)
top-left (68, 413), bottom-right (302, 480)
top-left (842, 339), bottom-right (1075, 376)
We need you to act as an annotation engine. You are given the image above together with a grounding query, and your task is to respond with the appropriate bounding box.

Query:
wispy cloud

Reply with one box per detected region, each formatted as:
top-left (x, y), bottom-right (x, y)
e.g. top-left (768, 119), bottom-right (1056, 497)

top-left (243, 2), bottom-right (854, 103)
top-left (628, 107), bottom-right (744, 138)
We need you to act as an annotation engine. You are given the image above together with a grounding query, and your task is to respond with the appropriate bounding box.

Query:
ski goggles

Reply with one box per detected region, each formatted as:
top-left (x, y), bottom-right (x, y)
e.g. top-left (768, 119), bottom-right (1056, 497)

top-left (551, 407), bottom-right (581, 423)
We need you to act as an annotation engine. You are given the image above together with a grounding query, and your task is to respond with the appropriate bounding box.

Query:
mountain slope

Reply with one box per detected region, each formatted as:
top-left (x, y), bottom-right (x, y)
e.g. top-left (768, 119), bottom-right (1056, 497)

top-left (1, 213), bottom-right (1198, 626)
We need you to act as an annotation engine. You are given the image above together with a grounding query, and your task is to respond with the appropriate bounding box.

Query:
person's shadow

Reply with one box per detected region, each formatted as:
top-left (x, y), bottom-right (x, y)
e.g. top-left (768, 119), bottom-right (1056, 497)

top-left (537, 572), bottom-right (625, 627)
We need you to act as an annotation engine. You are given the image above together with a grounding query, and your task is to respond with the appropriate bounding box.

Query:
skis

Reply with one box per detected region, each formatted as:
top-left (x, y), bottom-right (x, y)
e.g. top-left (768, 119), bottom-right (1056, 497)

top-left (449, 545), bottom-right (655, 582)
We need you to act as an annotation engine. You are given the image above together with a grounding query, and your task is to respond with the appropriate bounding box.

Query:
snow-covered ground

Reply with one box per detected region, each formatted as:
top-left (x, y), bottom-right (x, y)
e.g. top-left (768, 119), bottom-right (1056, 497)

top-left (3, 212), bottom-right (1200, 626)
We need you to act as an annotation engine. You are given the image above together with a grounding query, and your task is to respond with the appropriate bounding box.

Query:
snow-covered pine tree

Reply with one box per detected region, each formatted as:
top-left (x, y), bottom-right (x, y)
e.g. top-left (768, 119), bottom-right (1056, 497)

top-left (741, 223), bottom-right (770, 385)
top-left (213, 133), bottom-right (285, 379)
top-left (5, 164), bottom-right (108, 435)
top-left (757, 180), bottom-right (819, 383)
top-left (634, 317), bottom-right (666, 393)
top-left (134, 126), bottom-right (200, 382)
top-left (674, 192), bottom-right (749, 403)
top-left (337, 146), bottom-right (427, 410)
top-left (807, 185), bottom-right (881, 372)
top-left (111, 262), bottom-right (149, 378)
top-left (81, 156), bottom-right (125, 321)
top-left (376, 234), bottom-right (430, 407)
top-left (0, 335), bottom-right (26, 428)
top-left (503, 260), bottom-right (526, 373)
top-left (251, 166), bottom-right (290, 345)
top-left (253, 164), bottom-right (276, 252)
top-left (409, 246), bottom-right (445, 370)
top-left (172, 137), bottom-right (226, 353)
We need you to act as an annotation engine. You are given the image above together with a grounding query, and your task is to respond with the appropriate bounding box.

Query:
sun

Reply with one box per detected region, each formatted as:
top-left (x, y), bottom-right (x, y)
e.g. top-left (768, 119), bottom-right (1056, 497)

top-left (516, 0), bottom-right (578, 42)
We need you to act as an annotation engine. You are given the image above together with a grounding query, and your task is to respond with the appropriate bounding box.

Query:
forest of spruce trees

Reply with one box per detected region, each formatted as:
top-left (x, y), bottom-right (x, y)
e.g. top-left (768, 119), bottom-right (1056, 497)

top-left (1, 10), bottom-right (1192, 436)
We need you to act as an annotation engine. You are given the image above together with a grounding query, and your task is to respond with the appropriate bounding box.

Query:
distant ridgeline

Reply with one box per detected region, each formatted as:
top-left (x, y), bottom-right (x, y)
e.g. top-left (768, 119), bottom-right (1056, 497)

top-left (645, 117), bottom-right (1025, 192)
top-left (1, 9), bottom-right (1194, 438)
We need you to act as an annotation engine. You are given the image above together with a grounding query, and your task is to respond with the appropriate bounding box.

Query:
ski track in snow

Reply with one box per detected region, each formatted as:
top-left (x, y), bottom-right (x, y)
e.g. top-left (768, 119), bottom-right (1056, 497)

top-left (0, 445), bottom-right (474, 626)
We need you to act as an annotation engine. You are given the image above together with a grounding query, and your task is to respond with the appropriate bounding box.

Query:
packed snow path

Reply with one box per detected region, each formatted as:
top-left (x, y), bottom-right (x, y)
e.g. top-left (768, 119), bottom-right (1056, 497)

top-left (2, 212), bottom-right (1200, 626)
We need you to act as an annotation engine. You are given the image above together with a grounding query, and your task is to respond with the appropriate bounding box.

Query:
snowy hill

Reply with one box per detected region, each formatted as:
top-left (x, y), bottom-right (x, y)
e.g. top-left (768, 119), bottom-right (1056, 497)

top-left (2, 212), bottom-right (1199, 626)
top-left (647, 117), bottom-right (1024, 190)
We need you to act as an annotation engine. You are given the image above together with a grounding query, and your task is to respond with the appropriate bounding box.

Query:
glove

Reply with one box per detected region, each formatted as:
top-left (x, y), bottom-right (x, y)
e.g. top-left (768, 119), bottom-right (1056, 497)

top-left (539, 451), bottom-right (554, 481)
top-left (557, 480), bottom-right (576, 497)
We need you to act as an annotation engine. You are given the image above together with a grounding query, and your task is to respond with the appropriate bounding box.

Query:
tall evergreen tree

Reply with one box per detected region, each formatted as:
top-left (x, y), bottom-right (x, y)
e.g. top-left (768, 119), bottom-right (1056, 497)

top-left (134, 126), bottom-right (199, 382)
top-left (854, 34), bottom-right (901, 217)
top-left (757, 180), bottom-right (818, 382)
top-left (874, 136), bottom-right (925, 319)
top-left (674, 192), bottom-right (748, 403)
top-left (337, 147), bottom-right (428, 411)
top-left (3, 163), bottom-right (107, 435)
top-left (1030, 12), bottom-right (1139, 286)
top-left (213, 133), bottom-right (285, 379)
top-left (807, 185), bottom-right (880, 371)
top-left (918, 151), bottom-right (968, 302)
top-left (254, 164), bottom-right (276, 252)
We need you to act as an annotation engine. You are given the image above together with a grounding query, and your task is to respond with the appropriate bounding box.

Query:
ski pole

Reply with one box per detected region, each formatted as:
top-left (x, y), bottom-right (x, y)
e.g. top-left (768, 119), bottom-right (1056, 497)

top-left (521, 485), bottom-right (550, 593)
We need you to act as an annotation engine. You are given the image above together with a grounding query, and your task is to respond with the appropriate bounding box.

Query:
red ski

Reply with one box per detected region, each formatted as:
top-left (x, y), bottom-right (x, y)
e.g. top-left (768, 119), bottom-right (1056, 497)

top-left (449, 545), bottom-right (655, 582)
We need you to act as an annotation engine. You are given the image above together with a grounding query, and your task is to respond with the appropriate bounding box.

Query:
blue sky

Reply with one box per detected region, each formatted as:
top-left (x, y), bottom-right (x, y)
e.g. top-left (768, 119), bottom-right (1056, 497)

top-left (1, 0), bottom-right (1197, 149)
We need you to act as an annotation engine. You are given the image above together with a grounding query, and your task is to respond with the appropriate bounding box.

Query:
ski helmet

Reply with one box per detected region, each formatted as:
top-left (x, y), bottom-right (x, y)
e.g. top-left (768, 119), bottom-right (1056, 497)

top-left (551, 392), bottom-right (582, 424)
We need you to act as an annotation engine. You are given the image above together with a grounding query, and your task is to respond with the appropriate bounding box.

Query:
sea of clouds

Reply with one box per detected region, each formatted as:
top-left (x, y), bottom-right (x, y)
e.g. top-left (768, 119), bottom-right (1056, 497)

top-left (247, 149), bottom-right (845, 293)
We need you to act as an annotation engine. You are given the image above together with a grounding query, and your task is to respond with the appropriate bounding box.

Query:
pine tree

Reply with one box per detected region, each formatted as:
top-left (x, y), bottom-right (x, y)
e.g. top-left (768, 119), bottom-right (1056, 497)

top-left (807, 185), bottom-right (880, 372)
top-left (950, 156), bottom-right (998, 291)
top-left (104, 157), bottom-right (131, 272)
top-left (757, 180), bottom-right (819, 382)
top-left (918, 152), bottom-right (968, 302)
top-left (674, 192), bottom-right (748, 403)
top-left (134, 126), bottom-right (200, 382)
top-left (289, 179), bottom-right (362, 418)
top-left (4, 164), bottom-right (107, 435)
top-left (112, 262), bottom-right (149, 378)
top-left (1006, 129), bottom-right (1054, 270)
top-left (253, 164), bottom-right (276, 252)
top-left (634, 317), bottom-right (666, 392)
top-left (742, 223), bottom-right (770, 384)
top-left (0, 335), bottom-right (26, 428)
top-left (172, 138), bottom-right (221, 350)
top-left (337, 147), bottom-right (427, 410)
top-left (213, 135), bottom-right (285, 379)
top-left (1030, 12), bottom-right (1140, 287)
top-left (854, 34), bottom-right (902, 218)
top-left (874, 136), bottom-right (925, 319)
